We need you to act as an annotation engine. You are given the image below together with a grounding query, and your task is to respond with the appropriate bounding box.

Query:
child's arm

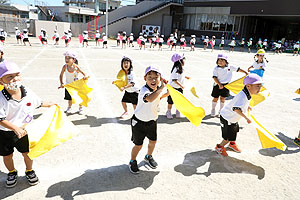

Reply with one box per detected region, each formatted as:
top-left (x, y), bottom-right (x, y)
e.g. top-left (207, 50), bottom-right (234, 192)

top-left (0, 120), bottom-right (27, 139)
top-left (120, 83), bottom-right (134, 91)
top-left (145, 79), bottom-right (166, 102)
top-left (173, 80), bottom-right (184, 89)
top-left (248, 66), bottom-right (254, 72)
top-left (213, 77), bottom-right (224, 89)
top-left (160, 90), bottom-right (170, 99)
top-left (238, 68), bottom-right (248, 75)
top-left (58, 65), bottom-right (66, 89)
top-left (77, 67), bottom-right (88, 79)
top-left (41, 102), bottom-right (57, 108)
top-left (234, 109), bottom-right (251, 124)
top-left (185, 76), bottom-right (191, 79)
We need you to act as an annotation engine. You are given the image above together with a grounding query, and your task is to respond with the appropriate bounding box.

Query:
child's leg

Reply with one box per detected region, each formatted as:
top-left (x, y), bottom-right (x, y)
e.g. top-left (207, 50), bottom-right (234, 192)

top-left (147, 140), bottom-right (156, 156)
top-left (131, 145), bottom-right (143, 160)
top-left (3, 153), bottom-right (15, 171)
top-left (22, 152), bottom-right (33, 171)
top-left (68, 100), bottom-right (72, 108)
top-left (168, 104), bottom-right (172, 111)
top-left (122, 102), bottom-right (128, 112)
top-left (133, 104), bottom-right (137, 110)
top-left (220, 96), bottom-right (226, 111)
top-left (220, 139), bottom-right (229, 147)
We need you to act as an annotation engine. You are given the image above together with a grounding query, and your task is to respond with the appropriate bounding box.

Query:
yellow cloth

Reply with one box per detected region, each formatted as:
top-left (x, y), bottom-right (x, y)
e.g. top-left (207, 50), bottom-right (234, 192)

top-left (65, 78), bottom-right (93, 107)
top-left (167, 84), bottom-right (205, 127)
top-left (250, 114), bottom-right (286, 151)
top-left (295, 88), bottom-right (300, 94)
top-left (185, 79), bottom-right (200, 98)
top-left (190, 87), bottom-right (199, 98)
top-left (0, 85), bottom-right (3, 91)
top-left (225, 76), bottom-right (269, 107)
top-left (112, 69), bottom-right (127, 91)
top-left (26, 105), bottom-right (80, 159)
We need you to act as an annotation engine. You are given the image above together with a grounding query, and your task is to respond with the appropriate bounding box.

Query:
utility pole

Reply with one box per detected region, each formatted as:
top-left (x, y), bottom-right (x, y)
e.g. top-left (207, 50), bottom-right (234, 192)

top-left (106, 0), bottom-right (108, 37)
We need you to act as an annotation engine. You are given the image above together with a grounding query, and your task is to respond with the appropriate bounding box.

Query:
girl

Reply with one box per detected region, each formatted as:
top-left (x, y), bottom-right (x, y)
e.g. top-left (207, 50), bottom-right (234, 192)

top-left (263, 39), bottom-right (268, 50)
top-left (40, 29), bottom-right (48, 45)
top-left (95, 30), bottom-right (101, 46)
top-left (239, 38), bottom-right (245, 52)
top-left (166, 53), bottom-right (190, 119)
top-left (171, 34), bottom-right (177, 51)
top-left (22, 29), bottom-right (31, 46)
top-left (158, 35), bottom-right (164, 51)
top-left (129, 33), bottom-right (134, 47)
top-left (180, 34), bottom-right (186, 49)
top-left (118, 57), bottom-right (139, 118)
top-left (64, 31), bottom-right (70, 47)
top-left (59, 50), bottom-right (88, 115)
top-left (122, 32), bottom-right (127, 49)
top-left (15, 27), bottom-right (22, 44)
top-left (117, 33), bottom-right (121, 46)
top-left (82, 31), bottom-right (89, 47)
top-left (210, 36), bottom-right (216, 52)
top-left (0, 29), bottom-right (7, 44)
top-left (248, 49), bottom-right (268, 78)
top-left (211, 54), bottom-right (248, 117)
top-left (53, 30), bottom-right (59, 45)
top-left (190, 35), bottom-right (196, 51)
top-left (102, 33), bottom-right (108, 49)
top-left (219, 37), bottom-right (225, 50)
top-left (247, 38), bottom-right (253, 53)
top-left (228, 37), bottom-right (236, 52)
top-left (274, 40), bottom-right (282, 54)
top-left (203, 36), bottom-right (209, 50)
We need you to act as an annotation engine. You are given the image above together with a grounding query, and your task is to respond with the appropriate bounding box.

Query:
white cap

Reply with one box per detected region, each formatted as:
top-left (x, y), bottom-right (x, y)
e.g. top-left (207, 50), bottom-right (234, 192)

top-left (63, 50), bottom-right (77, 59)
top-left (23, 29), bottom-right (28, 32)
top-left (83, 31), bottom-right (88, 34)
top-left (96, 30), bottom-right (99, 33)
top-left (130, 33), bottom-right (133, 35)
top-left (102, 33), bottom-right (105, 35)
top-left (15, 27), bottom-right (18, 30)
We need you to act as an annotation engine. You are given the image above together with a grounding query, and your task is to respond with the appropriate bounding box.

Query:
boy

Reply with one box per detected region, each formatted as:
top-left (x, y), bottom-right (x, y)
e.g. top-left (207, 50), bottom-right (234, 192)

top-left (294, 131), bottom-right (300, 147)
top-left (216, 74), bottom-right (263, 156)
top-left (129, 66), bottom-right (166, 174)
top-left (0, 61), bottom-right (55, 187)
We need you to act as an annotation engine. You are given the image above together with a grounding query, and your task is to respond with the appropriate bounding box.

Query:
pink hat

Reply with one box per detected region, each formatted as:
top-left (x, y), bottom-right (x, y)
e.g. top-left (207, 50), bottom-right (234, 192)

top-left (0, 61), bottom-right (21, 78)
top-left (243, 74), bottom-right (263, 85)
top-left (145, 65), bottom-right (161, 76)
top-left (171, 53), bottom-right (185, 62)
top-left (63, 50), bottom-right (77, 59)
top-left (217, 54), bottom-right (228, 61)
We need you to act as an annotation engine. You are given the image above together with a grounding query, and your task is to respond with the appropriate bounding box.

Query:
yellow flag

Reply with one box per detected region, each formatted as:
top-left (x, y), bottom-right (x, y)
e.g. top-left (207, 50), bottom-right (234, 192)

top-left (225, 76), bottom-right (269, 107)
top-left (112, 69), bottom-right (127, 91)
top-left (190, 87), bottom-right (199, 98)
top-left (26, 105), bottom-right (80, 159)
top-left (65, 78), bottom-right (93, 107)
top-left (167, 84), bottom-right (205, 127)
top-left (295, 88), bottom-right (300, 94)
top-left (250, 114), bottom-right (286, 151)
top-left (0, 85), bottom-right (3, 91)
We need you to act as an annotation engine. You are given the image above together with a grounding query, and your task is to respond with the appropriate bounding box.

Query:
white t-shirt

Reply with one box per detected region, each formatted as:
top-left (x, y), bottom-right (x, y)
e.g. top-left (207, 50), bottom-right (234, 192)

top-left (220, 88), bottom-right (251, 123)
top-left (103, 36), bottom-right (107, 41)
top-left (159, 38), bottom-right (163, 43)
top-left (180, 38), bottom-right (185, 43)
top-left (95, 33), bottom-right (101, 38)
top-left (263, 42), bottom-right (267, 46)
top-left (83, 34), bottom-right (88, 40)
top-left (15, 30), bottom-right (21, 36)
top-left (221, 40), bottom-right (225, 44)
top-left (294, 44), bottom-right (299, 49)
top-left (125, 71), bottom-right (140, 93)
top-left (23, 32), bottom-right (28, 39)
top-left (211, 40), bottom-right (216, 45)
top-left (68, 33), bottom-right (72, 38)
top-left (212, 65), bottom-right (239, 84)
top-left (54, 33), bottom-right (59, 38)
top-left (41, 32), bottom-right (47, 39)
top-left (169, 67), bottom-right (185, 89)
top-left (204, 38), bottom-right (209, 43)
top-left (252, 61), bottom-right (266, 70)
top-left (275, 43), bottom-right (281, 48)
top-left (130, 36), bottom-right (134, 41)
top-left (258, 41), bottom-right (262, 45)
top-left (229, 40), bottom-right (236, 46)
top-left (64, 33), bottom-right (70, 40)
top-left (134, 85), bottom-right (161, 122)
top-left (0, 86), bottom-right (42, 131)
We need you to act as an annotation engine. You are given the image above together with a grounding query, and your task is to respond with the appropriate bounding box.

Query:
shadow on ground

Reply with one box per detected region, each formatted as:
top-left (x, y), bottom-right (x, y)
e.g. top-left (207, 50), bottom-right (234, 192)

top-left (46, 164), bottom-right (159, 200)
top-left (174, 149), bottom-right (265, 180)
top-left (259, 132), bottom-right (300, 157)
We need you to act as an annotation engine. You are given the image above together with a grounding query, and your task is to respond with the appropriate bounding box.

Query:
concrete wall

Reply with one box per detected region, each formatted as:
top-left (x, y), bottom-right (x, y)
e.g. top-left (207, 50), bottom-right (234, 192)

top-left (101, 17), bottom-right (133, 38)
top-left (31, 20), bottom-right (71, 37)
top-left (0, 17), bottom-right (27, 35)
top-left (132, 6), bottom-right (171, 37)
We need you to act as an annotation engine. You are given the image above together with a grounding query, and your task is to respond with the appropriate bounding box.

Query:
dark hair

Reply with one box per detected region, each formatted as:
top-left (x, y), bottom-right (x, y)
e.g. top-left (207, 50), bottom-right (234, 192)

top-left (216, 58), bottom-right (229, 66)
top-left (121, 57), bottom-right (133, 74)
top-left (171, 58), bottom-right (185, 74)
top-left (254, 55), bottom-right (269, 63)
top-left (74, 58), bottom-right (78, 65)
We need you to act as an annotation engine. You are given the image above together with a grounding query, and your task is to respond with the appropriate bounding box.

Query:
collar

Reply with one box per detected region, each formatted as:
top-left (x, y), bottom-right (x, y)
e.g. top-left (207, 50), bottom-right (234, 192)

top-left (242, 86), bottom-right (251, 100)
top-left (145, 84), bottom-right (154, 92)
top-left (2, 85), bottom-right (26, 101)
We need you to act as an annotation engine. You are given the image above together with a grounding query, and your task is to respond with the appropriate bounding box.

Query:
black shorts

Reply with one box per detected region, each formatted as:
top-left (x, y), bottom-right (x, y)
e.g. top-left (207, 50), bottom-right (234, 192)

top-left (131, 115), bottom-right (157, 145)
top-left (95, 38), bottom-right (99, 41)
top-left (122, 40), bottom-right (126, 44)
top-left (130, 40), bottom-right (133, 44)
top-left (65, 39), bottom-right (69, 44)
top-left (103, 41), bottom-right (107, 44)
top-left (56, 38), bottom-right (59, 42)
top-left (159, 42), bottom-right (162, 46)
top-left (220, 44), bottom-right (224, 47)
top-left (172, 43), bottom-right (176, 47)
top-left (64, 89), bottom-right (72, 100)
top-left (117, 40), bottom-right (120, 43)
top-left (41, 38), bottom-right (47, 42)
top-left (23, 38), bottom-right (29, 42)
top-left (0, 36), bottom-right (5, 41)
top-left (167, 87), bottom-right (183, 104)
top-left (211, 84), bottom-right (229, 98)
top-left (141, 41), bottom-right (145, 45)
top-left (122, 91), bottom-right (138, 105)
top-left (0, 130), bottom-right (29, 156)
top-left (191, 42), bottom-right (195, 46)
top-left (294, 48), bottom-right (299, 52)
top-left (180, 42), bottom-right (184, 46)
top-left (83, 39), bottom-right (88, 43)
top-left (220, 115), bottom-right (239, 141)
top-left (16, 36), bottom-right (21, 40)
top-left (240, 44), bottom-right (244, 47)
top-left (154, 41), bottom-right (157, 45)
top-left (204, 42), bottom-right (207, 46)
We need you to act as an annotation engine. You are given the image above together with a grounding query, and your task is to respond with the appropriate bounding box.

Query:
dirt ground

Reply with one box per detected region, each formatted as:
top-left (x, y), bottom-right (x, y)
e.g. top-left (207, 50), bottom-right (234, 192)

top-left (0, 37), bottom-right (299, 200)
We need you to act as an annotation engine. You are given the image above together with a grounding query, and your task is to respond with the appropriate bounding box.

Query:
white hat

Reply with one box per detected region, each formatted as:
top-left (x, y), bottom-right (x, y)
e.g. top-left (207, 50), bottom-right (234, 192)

top-left (130, 33), bottom-right (133, 35)
top-left (102, 33), bottom-right (105, 35)
top-left (0, 28), bottom-right (3, 31)
top-left (96, 30), bottom-right (99, 33)
top-left (54, 30), bottom-right (57, 32)
top-left (83, 31), bottom-right (88, 34)
top-left (191, 35), bottom-right (196, 38)
top-left (23, 29), bottom-right (28, 32)
top-left (63, 50), bottom-right (77, 59)
top-left (41, 28), bottom-right (44, 31)
top-left (15, 27), bottom-right (18, 30)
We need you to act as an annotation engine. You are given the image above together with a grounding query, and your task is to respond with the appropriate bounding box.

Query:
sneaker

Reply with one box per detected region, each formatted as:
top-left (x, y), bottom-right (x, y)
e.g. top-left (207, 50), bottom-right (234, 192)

top-left (294, 138), bottom-right (300, 147)
top-left (166, 110), bottom-right (173, 119)
top-left (120, 112), bottom-right (129, 118)
top-left (176, 110), bottom-right (181, 118)
top-left (215, 144), bottom-right (228, 157)
top-left (6, 171), bottom-right (18, 188)
top-left (211, 109), bottom-right (216, 117)
top-left (144, 155), bottom-right (158, 169)
top-left (78, 107), bottom-right (83, 115)
top-left (65, 107), bottom-right (72, 114)
top-left (129, 160), bottom-right (139, 174)
top-left (228, 142), bottom-right (242, 153)
top-left (25, 170), bottom-right (39, 186)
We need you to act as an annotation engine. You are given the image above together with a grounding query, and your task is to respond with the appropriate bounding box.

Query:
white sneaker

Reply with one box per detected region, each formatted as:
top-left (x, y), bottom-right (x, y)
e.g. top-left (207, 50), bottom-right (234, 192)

top-left (65, 107), bottom-right (72, 114)
top-left (120, 112), bottom-right (129, 118)
top-left (78, 107), bottom-right (83, 115)
top-left (166, 110), bottom-right (173, 119)
top-left (211, 109), bottom-right (216, 117)
top-left (176, 110), bottom-right (181, 118)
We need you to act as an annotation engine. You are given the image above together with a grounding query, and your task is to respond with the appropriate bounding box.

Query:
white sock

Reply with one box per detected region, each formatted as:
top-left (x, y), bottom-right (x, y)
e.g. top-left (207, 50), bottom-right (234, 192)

top-left (220, 102), bottom-right (225, 111)
top-left (212, 101), bottom-right (217, 110)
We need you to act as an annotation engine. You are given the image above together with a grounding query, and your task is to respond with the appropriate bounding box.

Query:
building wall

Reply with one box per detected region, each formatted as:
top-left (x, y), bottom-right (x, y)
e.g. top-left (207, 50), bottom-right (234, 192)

top-left (31, 20), bottom-right (71, 37)
top-left (101, 17), bottom-right (133, 37)
top-left (0, 17), bottom-right (27, 35)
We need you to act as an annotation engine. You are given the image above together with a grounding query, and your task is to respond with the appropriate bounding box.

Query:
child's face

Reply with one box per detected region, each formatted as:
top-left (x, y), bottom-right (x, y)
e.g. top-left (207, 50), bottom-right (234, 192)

top-left (0, 72), bottom-right (21, 86)
top-left (65, 56), bottom-right (75, 64)
top-left (217, 59), bottom-right (226, 67)
top-left (257, 54), bottom-right (264, 61)
top-left (122, 61), bottom-right (130, 71)
top-left (247, 83), bottom-right (262, 95)
top-left (180, 58), bottom-right (186, 66)
top-left (144, 71), bottom-right (161, 90)
top-left (0, 52), bottom-right (3, 59)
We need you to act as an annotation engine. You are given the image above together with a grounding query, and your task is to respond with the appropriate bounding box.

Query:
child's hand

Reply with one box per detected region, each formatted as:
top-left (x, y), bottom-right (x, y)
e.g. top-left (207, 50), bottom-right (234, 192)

top-left (218, 84), bottom-right (224, 89)
top-left (58, 84), bottom-right (64, 89)
top-left (120, 87), bottom-right (125, 91)
top-left (186, 76), bottom-right (191, 80)
top-left (13, 127), bottom-right (27, 139)
top-left (159, 78), bottom-right (166, 90)
top-left (245, 117), bottom-right (252, 124)
top-left (248, 106), bottom-right (252, 112)
top-left (83, 76), bottom-right (89, 80)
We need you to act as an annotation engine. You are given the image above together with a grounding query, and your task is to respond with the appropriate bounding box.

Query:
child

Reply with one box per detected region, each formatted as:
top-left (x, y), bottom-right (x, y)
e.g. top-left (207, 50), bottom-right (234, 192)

top-left (82, 31), bottom-right (88, 47)
top-left (64, 31), bottom-right (70, 47)
top-left (129, 65), bottom-right (166, 174)
top-left (0, 61), bottom-right (55, 187)
top-left (53, 30), bottom-right (59, 45)
top-left (15, 27), bottom-right (22, 44)
top-left (40, 29), bottom-right (48, 45)
top-left (158, 35), bottom-right (164, 51)
top-left (95, 30), bottom-right (101, 46)
top-left (216, 74), bottom-right (263, 156)
top-left (293, 41), bottom-right (299, 56)
top-left (180, 34), bottom-right (186, 49)
top-left (117, 57), bottom-right (139, 118)
top-left (171, 34), bottom-right (177, 51)
top-left (142, 34), bottom-right (147, 50)
top-left (68, 30), bottom-right (72, 39)
top-left (210, 36), bottom-right (216, 52)
top-left (247, 38), bottom-right (253, 53)
top-left (203, 36), bottom-right (209, 50)
top-left (58, 51), bottom-right (88, 114)
top-left (248, 49), bottom-right (268, 77)
top-left (166, 53), bottom-right (190, 119)
top-left (139, 33), bottom-right (145, 50)
top-left (0, 29), bottom-right (7, 44)
top-left (190, 35), bottom-right (196, 51)
top-left (219, 37), bottom-right (225, 50)
top-left (117, 33), bottom-right (121, 47)
top-left (263, 39), bottom-right (268, 50)
top-left (228, 37), bottom-right (236, 52)
top-left (257, 38), bottom-right (263, 50)
top-left (274, 40), bottom-right (282, 54)
top-left (294, 131), bottom-right (300, 147)
top-left (122, 32), bottom-right (127, 49)
top-left (0, 46), bottom-right (4, 62)
top-left (129, 33), bottom-right (134, 47)
top-left (169, 34), bottom-right (174, 49)
top-left (211, 54), bottom-right (248, 117)
top-left (239, 38), bottom-right (245, 52)
top-left (102, 33), bottom-right (108, 49)
top-left (22, 29), bottom-right (31, 46)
